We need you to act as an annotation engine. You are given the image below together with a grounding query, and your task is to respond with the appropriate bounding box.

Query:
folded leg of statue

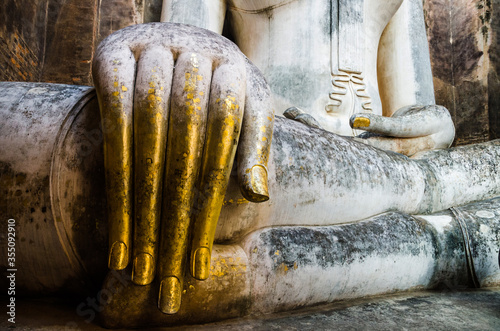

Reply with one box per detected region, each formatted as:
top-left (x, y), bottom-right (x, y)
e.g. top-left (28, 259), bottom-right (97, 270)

top-left (100, 197), bottom-right (500, 328)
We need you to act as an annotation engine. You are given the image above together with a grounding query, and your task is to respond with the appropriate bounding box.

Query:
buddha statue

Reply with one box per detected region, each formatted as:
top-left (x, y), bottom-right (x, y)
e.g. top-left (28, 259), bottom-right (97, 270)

top-left (1, 0), bottom-right (499, 328)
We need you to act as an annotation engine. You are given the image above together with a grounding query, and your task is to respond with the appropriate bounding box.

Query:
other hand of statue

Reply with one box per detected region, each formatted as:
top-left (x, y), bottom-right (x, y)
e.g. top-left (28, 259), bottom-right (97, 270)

top-left (92, 22), bottom-right (274, 314)
top-left (349, 105), bottom-right (455, 156)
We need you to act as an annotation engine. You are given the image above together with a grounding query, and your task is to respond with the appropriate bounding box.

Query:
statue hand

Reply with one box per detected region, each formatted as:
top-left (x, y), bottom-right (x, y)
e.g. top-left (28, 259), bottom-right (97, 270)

top-left (283, 106), bottom-right (323, 129)
top-left (92, 23), bottom-right (274, 314)
top-left (349, 105), bottom-right (455, 156)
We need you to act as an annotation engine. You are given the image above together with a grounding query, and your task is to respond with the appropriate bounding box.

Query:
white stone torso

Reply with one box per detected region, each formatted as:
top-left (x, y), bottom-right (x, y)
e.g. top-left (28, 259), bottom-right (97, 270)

top-left (227, 0), bottom-right (404, 135)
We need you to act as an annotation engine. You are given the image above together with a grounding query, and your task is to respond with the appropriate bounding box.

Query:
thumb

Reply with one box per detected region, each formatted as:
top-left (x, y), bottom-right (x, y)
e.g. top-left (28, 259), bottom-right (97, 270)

top-left (350, 105), bottom-right (452, 138)
top-left (238, 59), bottom-right (274, 202)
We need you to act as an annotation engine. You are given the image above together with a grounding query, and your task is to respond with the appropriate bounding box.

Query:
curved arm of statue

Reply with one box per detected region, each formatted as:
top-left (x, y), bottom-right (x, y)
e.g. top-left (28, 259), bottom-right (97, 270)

top-left (348, 0), bottom-right (455, 156)
top-left (350, 104), bottom-right (455, 156)
top-left (92, 22), bottom-right (274, 314)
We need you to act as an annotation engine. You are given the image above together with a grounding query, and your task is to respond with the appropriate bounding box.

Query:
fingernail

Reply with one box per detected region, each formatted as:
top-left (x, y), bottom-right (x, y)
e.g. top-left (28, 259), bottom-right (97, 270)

top-left (192, 247), bottom-right (211, 280)
top-left (158, 276), bottom-right (182, 314)
top-left (249, 165), bottom-right (269, 202)
top-left (352, 117), bottom-right (370, 128)
top-left (132, 253), bottom-right (155, 285)
top-left (108, 241), bottom-right (128, 270)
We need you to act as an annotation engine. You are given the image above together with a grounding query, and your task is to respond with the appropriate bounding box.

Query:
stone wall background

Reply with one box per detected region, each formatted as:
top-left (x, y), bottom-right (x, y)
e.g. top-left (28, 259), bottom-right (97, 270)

top-left (424, 0), bottom-right (500, 144)
top-left (1, 0), bottom-right (499, 145)
top-left (0, 0), bottom-right (161, 85)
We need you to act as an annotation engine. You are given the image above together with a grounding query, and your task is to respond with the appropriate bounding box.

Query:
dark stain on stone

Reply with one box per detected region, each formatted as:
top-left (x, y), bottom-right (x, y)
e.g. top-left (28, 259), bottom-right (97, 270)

top-left (15, 173), bottom-right (26, 185)
top-left (258, 212), bottom-right (436, 271)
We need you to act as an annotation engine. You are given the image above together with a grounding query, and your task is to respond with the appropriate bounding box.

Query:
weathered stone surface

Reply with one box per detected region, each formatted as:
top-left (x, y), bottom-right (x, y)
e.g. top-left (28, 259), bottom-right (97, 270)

top-left (489, 0), bottom-right (500, 140)
top-left (0, 82), bottom-right (100, 295)
top-left (40, 0), bottom-right (99, 85)
top-left (0, 0), bottom-right (160, 85)
top-left (0, 0), bottom-right (47, 81)
top-left (423, 0), bottom-right (492, 145)
top-left (96, 0), bottom-right (143, 46)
